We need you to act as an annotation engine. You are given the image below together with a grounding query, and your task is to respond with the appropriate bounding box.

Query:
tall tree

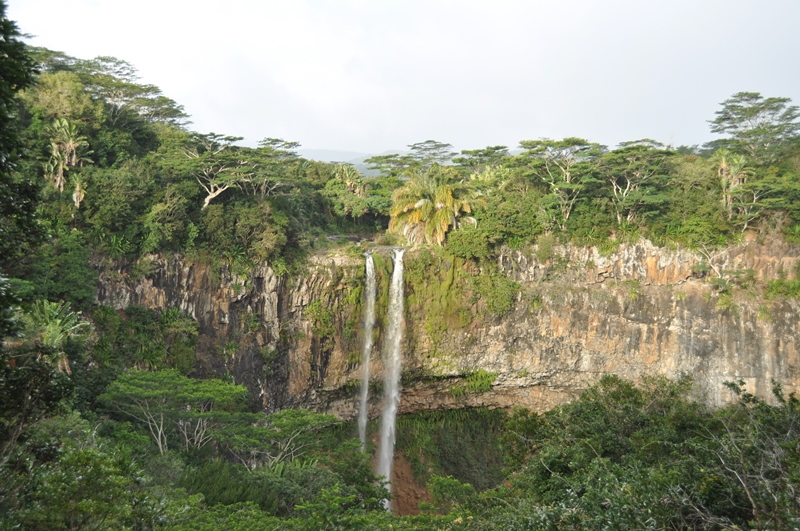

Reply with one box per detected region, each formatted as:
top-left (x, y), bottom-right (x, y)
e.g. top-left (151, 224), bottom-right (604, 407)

top-left (453, 145), bottom-right (510, 173)
top-left (80, 56), bottom-right (189, 127)
top-left (708, 92), bottom-right (800, 165)
top-left (99, 369), bottom-right (247, 455)
top-left (408, 139), bottom-right (456, 168)
top-left (179, 132), bottom-right (246, 209)
top-left (323, 164), bottom-right (370, 220)
top-left (21, 300), bottom-right (91, 374)
top-left (43, 118), bottom-right (93, 193)
top-left (0, 0), bottom-right (40, 266)
top-left (599, 140), bottom-right (671, 227)
top-left (364, 152), bottom-right (417, 178)
top-left (234, 137), bottom-right (301, 198)
top-left (389, 165), bottom-right (480, 245)
top-left (518, 137), bottom-right (604, 232)
top-left (710, 148), bottom-right (750, 221)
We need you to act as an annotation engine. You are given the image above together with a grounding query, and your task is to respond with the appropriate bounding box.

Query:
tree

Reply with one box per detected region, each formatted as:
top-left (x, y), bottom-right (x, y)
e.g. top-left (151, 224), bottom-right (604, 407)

top-left (0, 0), bottom-right (40, 266)
top-left (599, 140), bottom-right (671, 227)
top-left (234, 137), bottom-right (302, 198)
top-left (698, 381), bottom-right (800, 529)
top-left (322, 164), bottom-right (370, 220)
top-left (79, 55), bottom-right (189, 127)
top-left (140, 186), bottom-right (188, 254)
top-left (98, 370), bottom-right (248, 455)
top-left (365, 152), bottom-right (418, 178)
top-left (0, 4), bottom-right (64, 472)
top-left (389, 165), bottom-right (481, 245)
top-left (453, 145), bottom-right (510, 173)
top-left (467, 165), bottom-right (512, 198)
top-left (223, 409), bottom-right (338, 471)
top-left (19, 447), bottom-right (132, 530)
top-left (20, 300), bottom-right (91, 374)
top-left (408, 139), bottom-right (456, 168)
top-left (0, 348), bottom-right (73, 469)
top-left (710, 148), bottom-right (750, 220)
top-left (177, 132), bottom-right (246, 209)
top-left (518, 137), bottom-right (604, 232)
top-left (708, 92), bottom-right (800, 166)
top-left (43, 118), bottom-right (93, 193)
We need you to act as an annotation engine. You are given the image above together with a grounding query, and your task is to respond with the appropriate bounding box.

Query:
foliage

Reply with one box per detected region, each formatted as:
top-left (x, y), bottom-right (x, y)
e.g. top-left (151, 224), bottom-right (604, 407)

top-left (5, 12), bottom-right (800, 528)
top-left (403, 248), bottom-right (475, 348)
top-left (389, 164), bottom-right (481, 245)
top-left (470, 272), bottom-right (519, 315)
top-left (305, 300), bottom-right (335, 339)
top-left (7, 226), bottom-right (99, 311)
top-left (450, 369), bottom-right (497, 397)
top-left (19, 299), bottom-right (91, 374)
top-left (427, 474), bottom-right (475, 512)
top-left (0, 1), bottom-right (41, 267)
top-left (395, 408), bottom-right (506, 490)
top-left (222, 409), bottom-right (338, 471)
top-left (765, 264), bottom-right (800, 299)
top-left (88, 305), bottom-right (198, 373)
top-left (484, 374), bottom-right (800, 530)
top-left (0, 348), bottom-right (73, 470)
top-left (18, 446), bottom-right (133, 530)
top-left (518, 137), bottom-right (604, 232)
top-left (708, 91), bottom-right (800, 165)
top-left (98, 369), bottom-right (248, 455)
top-left (598, 139), bottom-right (672, 227)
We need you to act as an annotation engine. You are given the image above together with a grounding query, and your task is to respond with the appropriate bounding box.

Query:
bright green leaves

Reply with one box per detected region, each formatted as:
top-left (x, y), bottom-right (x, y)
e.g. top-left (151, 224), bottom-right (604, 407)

top-left (518, 137), bottom-right (605, 233)
top-left (221, 409), bottom-right (338, 471)
top-left (98, 369), bottom-right (248, 455)
top-left (389, 164), bottom-right (481, 246)
top-left (20, 300), bottom-right (90, 374)
top-left (20, 447), bottom-right (133, 530)
top-left (709, 91), bottom-right (800, 166)
top-left (597, 140), bottom-right (673, 228)
top-left (43, 117), bottom-right (93, 195)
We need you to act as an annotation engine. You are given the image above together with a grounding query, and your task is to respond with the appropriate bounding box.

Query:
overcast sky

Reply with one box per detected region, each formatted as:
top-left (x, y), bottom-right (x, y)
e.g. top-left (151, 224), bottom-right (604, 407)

top-left (8, 0), bottom-right (800, 155)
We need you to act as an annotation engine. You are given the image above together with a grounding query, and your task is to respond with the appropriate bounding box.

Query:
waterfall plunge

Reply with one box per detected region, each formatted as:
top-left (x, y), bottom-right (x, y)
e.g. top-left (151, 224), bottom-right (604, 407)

top-left (357, 252), bottom-right (376, 448)
top-left (377, 248), bottom-right (405, 509)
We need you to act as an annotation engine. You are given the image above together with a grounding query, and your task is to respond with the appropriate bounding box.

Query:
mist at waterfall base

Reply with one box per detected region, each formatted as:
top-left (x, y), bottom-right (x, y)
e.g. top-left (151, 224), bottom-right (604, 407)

top-left (358, 249), bottom-right (405, 510)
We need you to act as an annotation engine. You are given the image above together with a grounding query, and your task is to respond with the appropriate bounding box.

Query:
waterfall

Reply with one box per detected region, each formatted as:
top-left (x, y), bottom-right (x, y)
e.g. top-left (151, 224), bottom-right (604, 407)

top-left (377, 248), bottom-right (405, 509)
top-left (357, 252), bottom-right (376, 448)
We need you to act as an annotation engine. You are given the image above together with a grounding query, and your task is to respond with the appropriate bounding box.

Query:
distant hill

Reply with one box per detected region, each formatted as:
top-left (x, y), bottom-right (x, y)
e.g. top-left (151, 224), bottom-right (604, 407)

top-left (299, 148), bottom-right (411, 177)
top-left (297, 148), bottom-right (369, 163)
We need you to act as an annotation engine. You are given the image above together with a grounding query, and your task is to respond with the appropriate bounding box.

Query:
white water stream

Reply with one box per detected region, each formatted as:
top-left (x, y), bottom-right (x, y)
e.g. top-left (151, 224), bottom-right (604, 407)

top-left (357, 252), bottom-right (376, 448)
top-left (376, 248), bottom-right (405, 509)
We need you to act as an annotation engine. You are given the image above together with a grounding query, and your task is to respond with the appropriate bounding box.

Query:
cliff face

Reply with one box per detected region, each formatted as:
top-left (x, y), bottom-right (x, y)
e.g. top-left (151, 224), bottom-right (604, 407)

top-left (95, 239), bottom-right (800, 418)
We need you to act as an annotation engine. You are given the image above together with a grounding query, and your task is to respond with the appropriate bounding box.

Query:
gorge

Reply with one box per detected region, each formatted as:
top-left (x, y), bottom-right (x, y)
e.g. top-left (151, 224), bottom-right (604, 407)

top-left (94, 236), bottom-right (800, 420)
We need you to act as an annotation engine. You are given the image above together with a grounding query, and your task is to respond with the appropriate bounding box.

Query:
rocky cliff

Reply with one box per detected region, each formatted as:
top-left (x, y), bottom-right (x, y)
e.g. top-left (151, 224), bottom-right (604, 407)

top-left (95, 238), bottom-right (800, 418)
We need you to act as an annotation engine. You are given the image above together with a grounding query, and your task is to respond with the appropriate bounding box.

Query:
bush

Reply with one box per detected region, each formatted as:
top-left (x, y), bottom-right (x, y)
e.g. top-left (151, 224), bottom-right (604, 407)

top-left (471, 273), bottom-right (519, 315)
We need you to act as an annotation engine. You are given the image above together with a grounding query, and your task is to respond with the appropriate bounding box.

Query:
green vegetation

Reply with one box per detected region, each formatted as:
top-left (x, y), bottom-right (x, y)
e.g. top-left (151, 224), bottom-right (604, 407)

top-left (395, 408), bottom-right (506, 490)
top-left (449, 369), bottom-right (497, 397)
top-left (3, 3), bottom-right (800, 529)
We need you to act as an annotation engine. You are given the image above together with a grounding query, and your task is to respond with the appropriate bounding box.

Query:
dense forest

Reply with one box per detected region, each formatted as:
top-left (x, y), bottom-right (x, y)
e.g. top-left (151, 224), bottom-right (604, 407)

top-left (3, 2), bottom-right (800, 529)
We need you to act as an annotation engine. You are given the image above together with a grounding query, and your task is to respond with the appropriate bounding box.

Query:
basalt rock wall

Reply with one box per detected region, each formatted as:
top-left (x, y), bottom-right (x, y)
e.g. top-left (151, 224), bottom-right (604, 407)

top-left (94, 239), bottom-right (800, 418)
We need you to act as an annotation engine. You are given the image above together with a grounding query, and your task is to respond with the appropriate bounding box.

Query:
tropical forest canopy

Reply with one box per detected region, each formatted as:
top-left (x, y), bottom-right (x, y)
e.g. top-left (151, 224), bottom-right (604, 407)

top-left (3, 41), bottom-right (800, 301)
top-left (3, 1), bottom-right (800, 528)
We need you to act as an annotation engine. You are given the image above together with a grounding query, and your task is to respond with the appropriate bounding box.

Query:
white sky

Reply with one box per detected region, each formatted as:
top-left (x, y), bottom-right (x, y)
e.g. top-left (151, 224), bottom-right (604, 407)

top-left (8, 0), bottom-right (800, 154)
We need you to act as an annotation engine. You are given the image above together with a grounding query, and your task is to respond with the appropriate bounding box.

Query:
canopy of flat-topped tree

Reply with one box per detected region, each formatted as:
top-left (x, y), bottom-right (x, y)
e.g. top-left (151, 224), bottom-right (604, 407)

top-left (709, 91), bottom-right (800, 165)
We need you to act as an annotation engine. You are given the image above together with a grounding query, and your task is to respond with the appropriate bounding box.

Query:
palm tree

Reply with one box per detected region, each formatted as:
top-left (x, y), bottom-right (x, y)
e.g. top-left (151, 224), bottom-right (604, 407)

top-left (711, 148), bottom-right (750, 220)
top-left (22, 300), bottom-right (91, 374)
top-left (44, 118), bottom-right (92, 193)
top-left (468, 165), bottom-right (511, 197)
top-left (332, 164), bottom-right (367, 197)
top-left (71, 174), bottom-right (86, 209)
top-left (389, 165), bottom-right (481, 246)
